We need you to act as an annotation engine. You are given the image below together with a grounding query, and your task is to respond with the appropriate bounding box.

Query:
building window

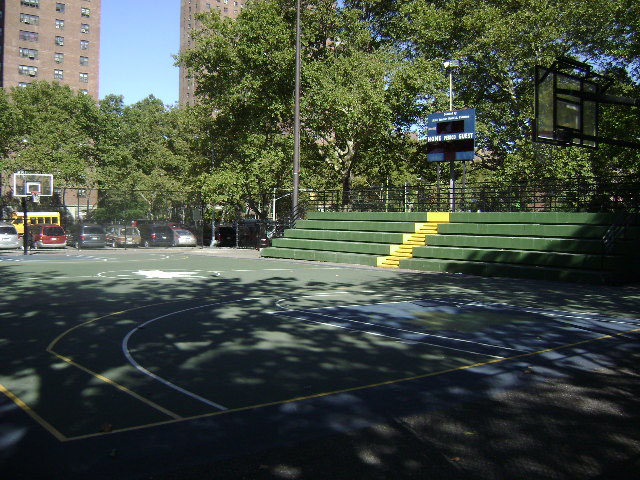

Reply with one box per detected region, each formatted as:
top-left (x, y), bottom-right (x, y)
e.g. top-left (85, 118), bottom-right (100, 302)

top-left (80, 89), bottom-right (88, 95)
top-left (54, 52), bottom-right (64, 63)
top-left (19, 30), bottom-right (38, 42)
top-left (19, 48), bottom-right (38, 59)
top-left (18, 65), bottom-right (38, 77)
top-left (55, 19), bottom-right (64, 29)
top-left (18, 82), bottom-right (31, 88)
top-left (56, 3), bottom-right (65, 13)
top-left (20, 13), bottom-right (39, 25)
top-left (79, 56), bottom-right (89, 66)
top-left (80, 24), bottom-right (89, 33)
top-left (21, 0), bottom-right (40, 8)
top-left (81, 8), bottom-right (90, 17)
top-left (80, 40), bottom-right (89, 49)
top-left (54, 69), bottom-right (63, 80)
top-left (55, 36), bottom-right (64, 46)
top-left (79, 72), bottom-right (88, 83)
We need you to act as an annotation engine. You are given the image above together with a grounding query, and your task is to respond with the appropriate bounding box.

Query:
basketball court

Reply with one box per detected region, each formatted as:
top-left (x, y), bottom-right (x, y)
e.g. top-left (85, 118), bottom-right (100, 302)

top-left (2, 71), bottom-right (640, 477)
top-left (1, 248), bottom-right (639, 478)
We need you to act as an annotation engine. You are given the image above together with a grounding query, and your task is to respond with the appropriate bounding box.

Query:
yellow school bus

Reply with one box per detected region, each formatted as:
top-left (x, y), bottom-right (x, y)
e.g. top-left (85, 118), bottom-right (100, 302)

top-left (11, 211), bottom-right (62, 235)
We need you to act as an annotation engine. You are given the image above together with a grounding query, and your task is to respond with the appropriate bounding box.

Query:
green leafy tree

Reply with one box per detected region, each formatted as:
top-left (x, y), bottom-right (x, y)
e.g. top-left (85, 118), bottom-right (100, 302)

top-left (348, 0), bottom-right (640, 184)
top-left (179, 0), bottom-right (411, 213)
top-left (4, 82), bottom-right (101, 185)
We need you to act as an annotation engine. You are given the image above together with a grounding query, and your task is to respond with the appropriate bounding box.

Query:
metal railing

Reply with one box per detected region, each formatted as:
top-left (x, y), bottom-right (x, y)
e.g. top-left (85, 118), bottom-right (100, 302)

top-left (1, 177), bottom-right (637, 249)
top-left (291, 177), bottom-right (640, 214)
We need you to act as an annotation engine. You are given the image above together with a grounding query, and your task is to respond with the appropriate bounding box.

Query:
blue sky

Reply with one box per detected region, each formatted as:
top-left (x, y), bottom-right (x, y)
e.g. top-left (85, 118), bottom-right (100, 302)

top-left (99, 1), bottom-right (180, 106)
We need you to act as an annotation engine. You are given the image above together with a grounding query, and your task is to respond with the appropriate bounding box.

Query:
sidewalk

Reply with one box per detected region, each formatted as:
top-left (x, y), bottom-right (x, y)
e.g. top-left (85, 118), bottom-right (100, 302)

top-left (190, 247), bottom-right (262, 259)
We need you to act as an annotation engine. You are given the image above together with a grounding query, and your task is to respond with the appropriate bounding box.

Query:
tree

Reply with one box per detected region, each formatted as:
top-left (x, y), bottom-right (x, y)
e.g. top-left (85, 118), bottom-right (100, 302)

top-left (96, 96), bottom-right (196, 216)
top-left (178, 0), bottom-right (411, 213)
top-left (347, 0), bottom-right (640, 183)
top-left (3, 82), bottom-right (101, 185)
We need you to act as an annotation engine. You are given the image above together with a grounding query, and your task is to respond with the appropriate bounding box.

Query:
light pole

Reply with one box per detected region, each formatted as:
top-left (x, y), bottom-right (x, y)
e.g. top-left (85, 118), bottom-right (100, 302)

top-left (444, 59), bottom-right (460, 110)
top-left (444, 59), bottom-right (460, 212)
top-left (292, 0), bottom-right (301, 219)
top-left (210, 147), bottom-right (217, 247)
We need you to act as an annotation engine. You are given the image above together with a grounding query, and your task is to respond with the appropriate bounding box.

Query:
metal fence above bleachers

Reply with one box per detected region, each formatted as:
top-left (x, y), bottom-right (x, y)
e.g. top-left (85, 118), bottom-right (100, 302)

top-left (1, 176), bottom-right (638, 249)
top-left (292, 177), bottom-right (640, 215)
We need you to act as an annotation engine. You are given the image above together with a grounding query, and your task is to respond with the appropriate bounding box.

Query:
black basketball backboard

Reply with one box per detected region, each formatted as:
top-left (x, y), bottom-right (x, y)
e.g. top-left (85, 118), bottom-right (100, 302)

top-left (533, 59), bottom-right (601, 148)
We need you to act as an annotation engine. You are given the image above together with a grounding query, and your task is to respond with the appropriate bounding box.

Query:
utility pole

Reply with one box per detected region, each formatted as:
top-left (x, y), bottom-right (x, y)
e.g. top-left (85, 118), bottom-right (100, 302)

top-left (292, 0), bottom-right (301, 219)
top-left (444, 59), bottom-right (460, 212)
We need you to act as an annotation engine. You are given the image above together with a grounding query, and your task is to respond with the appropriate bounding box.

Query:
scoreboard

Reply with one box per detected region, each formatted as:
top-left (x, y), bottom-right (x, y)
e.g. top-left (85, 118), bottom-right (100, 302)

top-left (426, 109), bottom-right (476, 162)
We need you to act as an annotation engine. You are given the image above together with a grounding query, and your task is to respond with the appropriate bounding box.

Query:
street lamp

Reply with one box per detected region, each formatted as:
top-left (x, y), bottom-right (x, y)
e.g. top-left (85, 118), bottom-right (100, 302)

top-left (443, 59), bottom-right (460, 211)
top-left (443, 59), bottom-right (460, 110)
top-left (292, 0), bottom-right (301, 219)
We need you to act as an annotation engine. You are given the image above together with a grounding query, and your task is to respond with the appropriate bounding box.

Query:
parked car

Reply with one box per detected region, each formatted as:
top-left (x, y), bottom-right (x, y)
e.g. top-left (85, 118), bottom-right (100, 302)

top-left (30, 224), bottom-right (67, 249)
top-left (130, 219), bottom-right (156, 228)
top-left (215, 225), bottom-right (237, 247)
top-left (67, 224), bottom-right (106, 248)
top-left (0, 223), bottom-right (20, 249)
top-left (172, 229), bottom-right (197, 247)
top-left (138, 224), bottom-right (174, 247)
top-left (104, 225), bottom-right (141, 248)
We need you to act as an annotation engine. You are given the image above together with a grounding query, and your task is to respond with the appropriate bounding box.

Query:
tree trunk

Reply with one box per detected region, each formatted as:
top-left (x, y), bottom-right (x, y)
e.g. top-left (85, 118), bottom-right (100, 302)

top-left (341, 170), bottom-right (351, 207)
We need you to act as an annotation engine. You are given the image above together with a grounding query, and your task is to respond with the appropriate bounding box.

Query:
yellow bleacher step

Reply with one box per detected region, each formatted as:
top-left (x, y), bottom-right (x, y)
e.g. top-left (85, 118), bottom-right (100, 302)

top-left (376, 213), bottom-right (450, 269)
top-left (377, 256), bottom-right (400, 267)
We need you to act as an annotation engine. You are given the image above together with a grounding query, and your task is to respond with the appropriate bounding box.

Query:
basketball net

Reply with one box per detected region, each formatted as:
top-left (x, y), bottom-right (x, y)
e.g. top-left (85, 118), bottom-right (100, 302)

top-left (31, 192), bottom-right (40, 204)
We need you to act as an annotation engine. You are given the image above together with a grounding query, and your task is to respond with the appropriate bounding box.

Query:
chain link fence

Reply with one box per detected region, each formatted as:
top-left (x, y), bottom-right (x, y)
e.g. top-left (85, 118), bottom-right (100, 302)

top-left (1, 176), bottom-right (638, 249)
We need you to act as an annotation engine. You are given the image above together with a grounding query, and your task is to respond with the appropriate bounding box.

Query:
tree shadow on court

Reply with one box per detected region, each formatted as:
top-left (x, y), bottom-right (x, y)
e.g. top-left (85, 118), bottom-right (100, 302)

top-left (1, 259), bottom-right (640, 480)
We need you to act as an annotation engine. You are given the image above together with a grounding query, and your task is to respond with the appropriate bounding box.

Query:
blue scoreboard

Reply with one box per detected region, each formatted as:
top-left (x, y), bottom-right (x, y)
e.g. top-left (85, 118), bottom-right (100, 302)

top-left (426, 108), bottom-right (476, 162)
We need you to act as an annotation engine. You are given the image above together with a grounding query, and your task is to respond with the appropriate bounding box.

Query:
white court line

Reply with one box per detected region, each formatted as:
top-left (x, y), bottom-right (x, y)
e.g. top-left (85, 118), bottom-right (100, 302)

top-left (290, 309), bottom-right (523, 352)
top-left (121, 298), bottom-right (260, 411)
top-left (276, 312), bottom-right (504, 359)
top-left (419, 297), bottom-right (640, 328)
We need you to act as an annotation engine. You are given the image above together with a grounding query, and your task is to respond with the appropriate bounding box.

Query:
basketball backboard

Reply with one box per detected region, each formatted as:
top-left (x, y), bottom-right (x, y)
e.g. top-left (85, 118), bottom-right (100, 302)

top-left (12, 173), bottom-right (54, 197)
top-left (534, 58), bottom-right (602, 148)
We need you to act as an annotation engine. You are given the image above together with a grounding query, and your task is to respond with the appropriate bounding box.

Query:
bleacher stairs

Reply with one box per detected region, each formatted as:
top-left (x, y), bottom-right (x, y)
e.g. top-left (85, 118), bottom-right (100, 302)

top-left (260, 211), bottom-right (640, 284)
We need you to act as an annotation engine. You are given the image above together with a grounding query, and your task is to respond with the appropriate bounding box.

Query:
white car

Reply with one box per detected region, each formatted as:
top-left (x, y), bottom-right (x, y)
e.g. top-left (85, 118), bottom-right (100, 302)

top-left (173, 229), bottom-right (197, 247)
top-left (0, 223), bottom-right (20, 249)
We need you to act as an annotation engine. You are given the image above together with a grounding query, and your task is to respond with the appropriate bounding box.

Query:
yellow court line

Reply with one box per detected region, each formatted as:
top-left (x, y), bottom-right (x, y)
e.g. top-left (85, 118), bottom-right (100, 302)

top-left (45, 301), bottom-right (191, 420)
top-left (49, 351), bottom-right (182, 421)
top-left (1, 300), bottom-right (193, 441)
top-left (62, 325), bottom-right (640, 442)
top-left (47, 300), bottom-right (182, 352)
top-left (0, 383), bottom-right (68, 442)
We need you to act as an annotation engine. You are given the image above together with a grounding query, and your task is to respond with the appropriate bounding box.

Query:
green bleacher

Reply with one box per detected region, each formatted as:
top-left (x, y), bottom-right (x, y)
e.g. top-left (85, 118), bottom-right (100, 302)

top-left (260, 211), bottom-right (640, 284)
top-left (261, 212), bottom-right (429, 267)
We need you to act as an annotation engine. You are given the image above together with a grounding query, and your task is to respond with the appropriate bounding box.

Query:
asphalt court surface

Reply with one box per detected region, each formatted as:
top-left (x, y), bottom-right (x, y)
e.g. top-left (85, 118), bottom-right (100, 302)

top-left (1, 248), bottom-right (640, 478)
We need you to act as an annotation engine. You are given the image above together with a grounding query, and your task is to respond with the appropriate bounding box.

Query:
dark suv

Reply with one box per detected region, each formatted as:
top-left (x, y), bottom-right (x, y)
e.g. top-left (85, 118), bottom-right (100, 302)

top-left (138, 224), bottom-right (174, 247)
top-left (67, 224), bottom-right (106, 248)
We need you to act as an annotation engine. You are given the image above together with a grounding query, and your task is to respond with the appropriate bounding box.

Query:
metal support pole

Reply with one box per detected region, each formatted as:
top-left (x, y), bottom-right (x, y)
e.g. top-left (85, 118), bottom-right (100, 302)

top-left (449, 159), bottom-right (455, 212)
top-left (449, 70), bottom-right (454, 110)
top-left (463, 161), bottom-right (467, 210)
top-left (272, 187), bottom-right (277, 221)
top-left (22, 197), bottom-right (29, 255)
top-left (210, 148), bottom-right (217, 247)
top-left (292, 0), bottom-right (301, 218)
top-left (436, 163), bottom-right (441, 209)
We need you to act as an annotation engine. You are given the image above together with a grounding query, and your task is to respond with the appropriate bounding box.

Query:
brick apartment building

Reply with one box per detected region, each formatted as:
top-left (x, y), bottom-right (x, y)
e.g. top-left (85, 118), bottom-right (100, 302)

top-left (0, 0), bottom-right (101, 99)
top-left (179, 0), bottom-right (243, 106)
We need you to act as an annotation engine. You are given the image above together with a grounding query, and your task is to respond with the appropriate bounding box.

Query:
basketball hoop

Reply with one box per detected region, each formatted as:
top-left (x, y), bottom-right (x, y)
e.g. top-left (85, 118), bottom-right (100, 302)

top-left (31, 192), bottom-right (41, 204)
